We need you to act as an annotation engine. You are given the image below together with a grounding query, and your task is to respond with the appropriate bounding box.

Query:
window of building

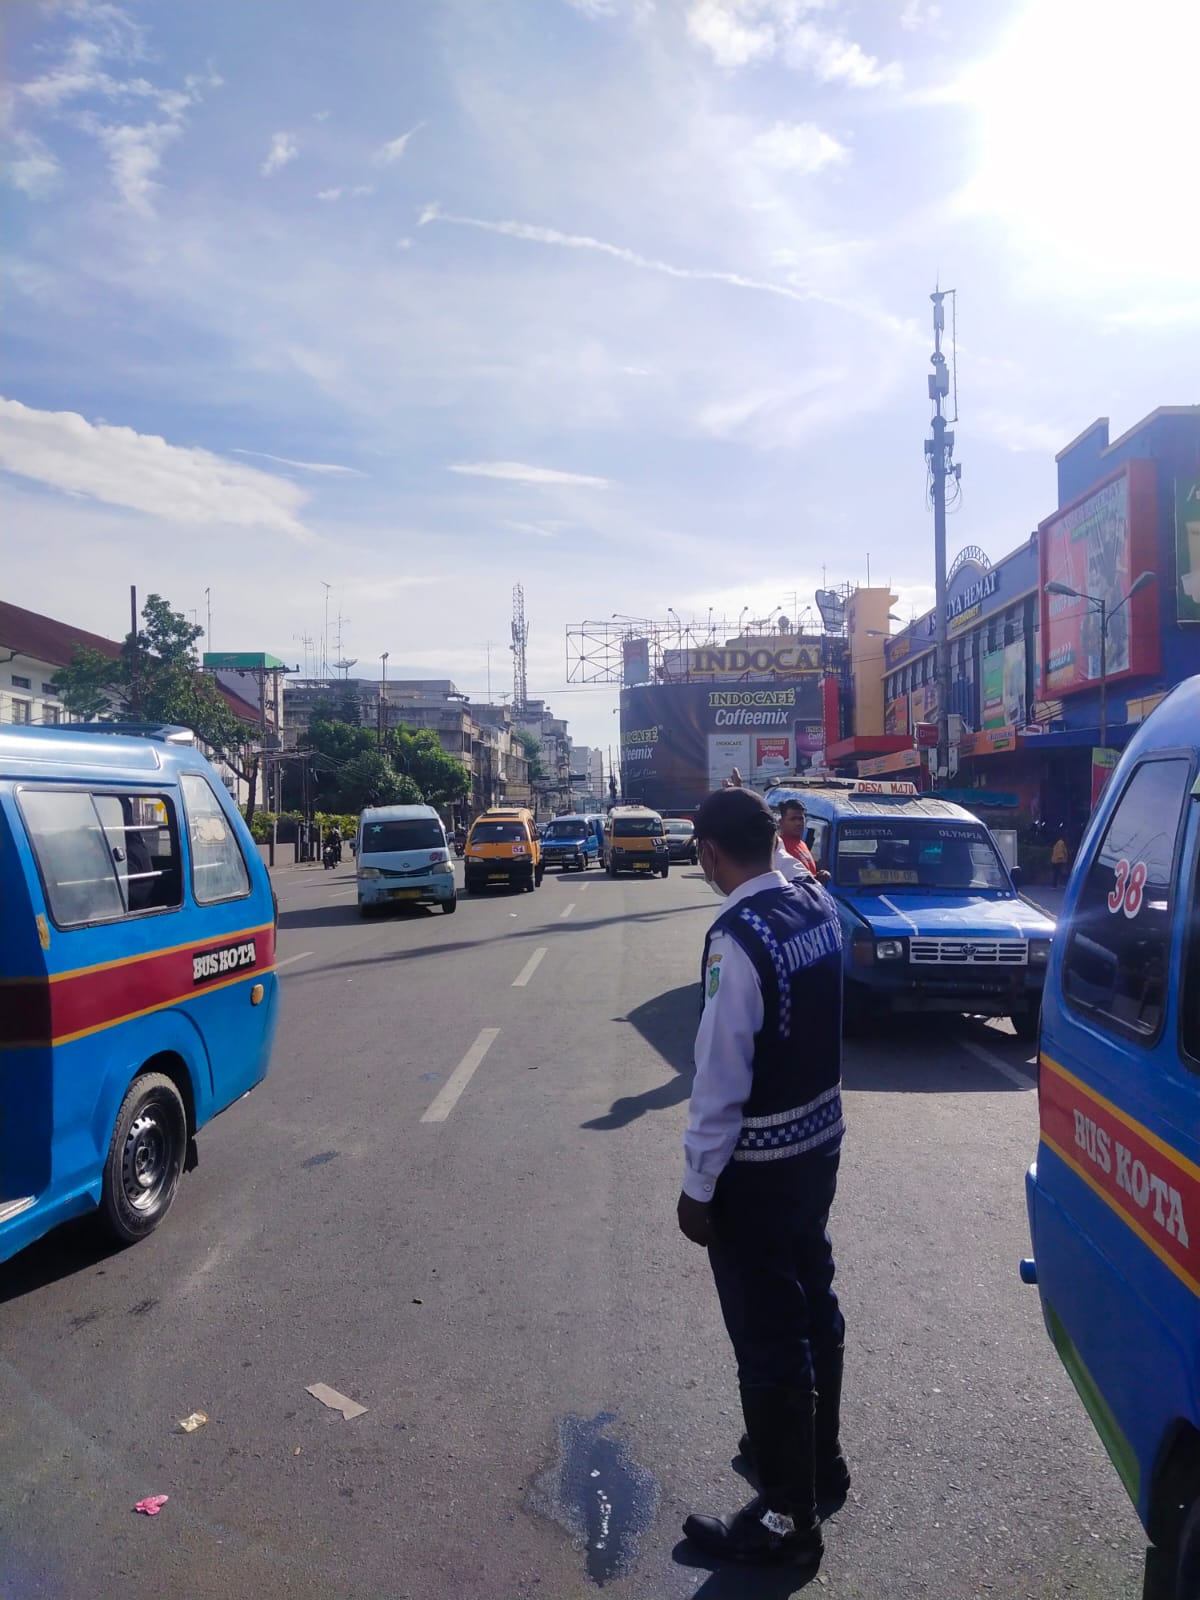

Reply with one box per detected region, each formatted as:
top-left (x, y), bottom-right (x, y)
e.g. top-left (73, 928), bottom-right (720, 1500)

top-left (41, 683), bottom-right (57, 696)
top-left (180, 772), bottom-right (251, 904)
top-left (18, 788), bottom-right (181, 927)
top-left (11, 675), bottom-right (32, 690)
top-left (11, 700), bottom-right (33, 725)
top-left (1063, 758), bottom-right (1193, 1041)
top-left (43, 705), bottom-right (62, 725)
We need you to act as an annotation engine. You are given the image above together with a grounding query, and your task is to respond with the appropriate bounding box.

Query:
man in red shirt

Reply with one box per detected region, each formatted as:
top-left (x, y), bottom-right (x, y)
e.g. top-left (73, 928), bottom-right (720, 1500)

top-left (778, 799), bottom-right (829, 883)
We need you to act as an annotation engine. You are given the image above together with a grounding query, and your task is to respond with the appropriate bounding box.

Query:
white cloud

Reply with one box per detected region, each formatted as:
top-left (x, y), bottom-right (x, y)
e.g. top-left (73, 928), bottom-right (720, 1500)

top-left (786, 24), bottom-right (901, 88)
top-left (231, 449), bottom-right (365, 475)
top-left (5, 131), bottom-right (63, 197)
top-left (316, 183), bottom-right (374, 202)
top-left (565, 0), bottom-right (618, 14)
top-left (975, 411), bottom-right (1072, 454)
top-left (420, 204), bottom-right (910, 335)
top-left (503, 518), bottom-right (572, 537)
top-left (751, 121), bottom-right (848, 173)
top-left (94, 118), bottom-right (182, 211)
top-left (450, 461), bottom-right (610, 488)
top-left (313, 108), bottom-right (331, 121)
top-left (685, 1), bottom-right (900, 87)
top-left (262, 131), bottom-right (298, 176)
top-left (900, 0), bottom-right (941, 29)
top-left (0, 397), bottom-right (312, 540)
top-left (686, 0), bottom-right (777, 67)
top-left (375, 122), bottom-right (425, 165)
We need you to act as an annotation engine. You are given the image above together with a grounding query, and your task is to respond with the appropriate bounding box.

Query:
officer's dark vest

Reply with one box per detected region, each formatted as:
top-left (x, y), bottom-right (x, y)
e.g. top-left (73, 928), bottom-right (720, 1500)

top-left (702, 879), bottom-right (844, 1167)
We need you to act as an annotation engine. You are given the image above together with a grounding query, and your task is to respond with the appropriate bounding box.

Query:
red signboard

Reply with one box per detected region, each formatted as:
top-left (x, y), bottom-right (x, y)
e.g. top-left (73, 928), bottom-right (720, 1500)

top-left (1039, 461), bottom-right (1159, 697)
top-left (915, 721), bottom-right (938, 748)
top-left (1040, 1056), bottom-right (1200, 1297)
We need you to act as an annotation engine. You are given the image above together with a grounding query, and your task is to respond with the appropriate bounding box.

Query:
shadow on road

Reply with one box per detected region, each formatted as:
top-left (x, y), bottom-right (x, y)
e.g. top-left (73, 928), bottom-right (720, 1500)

top-left (671, 1539), bottom-right (821, 1595)
top-left (842, 1014), bottom-right (1035, 1094)
top-left (581, 983), bottom-right (696, 1131)
top-left (0, 1214), bottom-right (124, 1304)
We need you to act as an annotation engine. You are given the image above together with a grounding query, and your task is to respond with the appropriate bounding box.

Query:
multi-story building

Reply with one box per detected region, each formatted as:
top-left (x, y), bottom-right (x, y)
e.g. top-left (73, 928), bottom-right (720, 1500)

top-left (0, 600), bottom-right (264, 800)
top-left (877, 404), bottom-right (1200, 834)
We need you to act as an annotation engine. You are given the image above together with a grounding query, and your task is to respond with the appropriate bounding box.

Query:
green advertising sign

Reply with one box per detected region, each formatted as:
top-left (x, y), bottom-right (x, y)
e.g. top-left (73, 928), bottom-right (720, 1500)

top-left (1178, 478), bottom-right (1200, 624)
top-left (981, 649), bottom-right (1006, 730)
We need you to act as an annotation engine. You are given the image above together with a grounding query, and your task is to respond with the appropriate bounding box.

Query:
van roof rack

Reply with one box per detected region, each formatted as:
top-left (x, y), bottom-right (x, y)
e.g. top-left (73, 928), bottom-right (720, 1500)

top-left (49, 722), bottom-right (196, 745)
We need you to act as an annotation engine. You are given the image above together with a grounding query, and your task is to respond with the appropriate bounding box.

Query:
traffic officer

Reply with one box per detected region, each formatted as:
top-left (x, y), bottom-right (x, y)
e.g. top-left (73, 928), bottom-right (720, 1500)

top-left (678, 786), bottom-right (848, 1569)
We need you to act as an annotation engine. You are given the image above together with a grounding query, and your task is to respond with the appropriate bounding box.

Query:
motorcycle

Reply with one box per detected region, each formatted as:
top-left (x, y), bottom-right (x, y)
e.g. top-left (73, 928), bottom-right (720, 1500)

top-left (453, 838), bottom-right (466, 858)
top-left (323, 841), bottom-right (339, 870)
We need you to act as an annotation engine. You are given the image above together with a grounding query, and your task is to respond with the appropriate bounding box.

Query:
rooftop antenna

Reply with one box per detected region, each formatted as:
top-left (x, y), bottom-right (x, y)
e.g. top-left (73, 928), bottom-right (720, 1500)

top-left (321, 582), bottom-right (332, 678)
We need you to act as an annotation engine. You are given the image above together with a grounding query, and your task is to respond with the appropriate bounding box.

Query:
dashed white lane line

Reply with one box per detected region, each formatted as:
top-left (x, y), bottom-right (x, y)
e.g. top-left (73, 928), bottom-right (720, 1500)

top-left (961, 1037), bottom-right (1037, 1088)
top-left (275, 951), bottom-right (313, 970)
top-left (579, 882), bottom-right (590, 892)
top-left (559, 902), bottom-right (576, 920)
top-left (421, 1027), bottom-right (501, 1123)
top-left (512, 947), bottom-right (548, 988)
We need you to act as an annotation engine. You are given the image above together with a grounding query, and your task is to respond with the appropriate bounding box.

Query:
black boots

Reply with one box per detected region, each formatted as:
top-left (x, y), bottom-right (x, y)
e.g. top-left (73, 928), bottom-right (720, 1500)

top-left (683, 1385), bottom-right (823, 1568)
top-left (737, 1345), bottom-right (850, 1517)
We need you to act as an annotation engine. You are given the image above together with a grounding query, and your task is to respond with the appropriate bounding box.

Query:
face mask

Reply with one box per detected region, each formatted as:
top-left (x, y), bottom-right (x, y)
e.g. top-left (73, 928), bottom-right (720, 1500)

top-left (700, 845), bottom-right (726, 898)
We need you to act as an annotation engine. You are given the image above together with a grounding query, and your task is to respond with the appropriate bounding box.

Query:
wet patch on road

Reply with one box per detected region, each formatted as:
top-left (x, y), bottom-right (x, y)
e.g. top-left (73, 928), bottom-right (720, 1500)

top-left (528, 1411), bottom-right (659, 1586)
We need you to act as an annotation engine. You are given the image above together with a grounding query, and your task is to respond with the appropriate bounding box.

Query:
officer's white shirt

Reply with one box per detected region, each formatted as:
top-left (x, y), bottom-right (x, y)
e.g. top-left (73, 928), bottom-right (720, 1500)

top-left (683, 868), bottom-right (791, 1204)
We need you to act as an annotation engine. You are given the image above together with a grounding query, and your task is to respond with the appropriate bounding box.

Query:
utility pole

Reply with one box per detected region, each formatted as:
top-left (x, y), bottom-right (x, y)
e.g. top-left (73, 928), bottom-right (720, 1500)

top-left (129, 585), bottom-right (140, 717)
top-left (511, 585), bottom-right (529, 715)
top-left (925, 288), bottom-right (960, 787)
top-left (205, 587), bottom-right (212, 650)
top-left (378, 651), bottom-right (389, 746)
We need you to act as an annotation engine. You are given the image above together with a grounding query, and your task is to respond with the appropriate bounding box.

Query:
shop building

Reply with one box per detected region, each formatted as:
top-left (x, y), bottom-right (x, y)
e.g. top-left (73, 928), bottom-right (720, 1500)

top-left (878, 405), bottom-right (1200, 836)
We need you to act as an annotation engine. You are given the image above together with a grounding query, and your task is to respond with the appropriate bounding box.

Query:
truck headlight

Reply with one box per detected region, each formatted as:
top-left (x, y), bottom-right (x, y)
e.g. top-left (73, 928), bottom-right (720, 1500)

top-left (1029, 941), bottom-right (1050, 966)
top-left (358, 866), bottom-right (382, 879)
top-left (876, 939), bottom-right (905, 961)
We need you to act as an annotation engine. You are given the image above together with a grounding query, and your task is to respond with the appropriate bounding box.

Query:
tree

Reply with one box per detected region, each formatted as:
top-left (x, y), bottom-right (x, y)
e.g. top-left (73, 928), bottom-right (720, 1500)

top-left (513, 727), bottom-right (547, 781)
top-left (338, 751), bottom-right (422, 812)
top-left (390, 726), bottom-right (470, 807)
top-left (53, 594), bottom-right (259, 808)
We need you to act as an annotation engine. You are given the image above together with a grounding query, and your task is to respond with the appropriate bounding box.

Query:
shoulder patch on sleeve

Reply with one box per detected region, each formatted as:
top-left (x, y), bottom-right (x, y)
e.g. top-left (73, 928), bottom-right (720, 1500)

top-left (706, 954), bottom-right (722, 999)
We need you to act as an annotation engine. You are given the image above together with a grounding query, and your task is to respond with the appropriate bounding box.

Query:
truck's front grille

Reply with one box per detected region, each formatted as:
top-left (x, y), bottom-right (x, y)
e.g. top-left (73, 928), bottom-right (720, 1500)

top-left (909, 939), bottom-right (1028, 966)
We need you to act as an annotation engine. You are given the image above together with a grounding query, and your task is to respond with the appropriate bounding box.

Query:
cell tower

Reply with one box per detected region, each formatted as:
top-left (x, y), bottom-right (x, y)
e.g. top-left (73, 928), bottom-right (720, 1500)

top-left (511, 583), bottom-right (529, 715)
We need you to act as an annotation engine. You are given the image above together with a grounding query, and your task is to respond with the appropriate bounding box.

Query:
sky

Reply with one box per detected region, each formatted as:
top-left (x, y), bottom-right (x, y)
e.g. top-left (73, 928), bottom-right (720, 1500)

top-left (3, 0), bottom-right (1197, 755)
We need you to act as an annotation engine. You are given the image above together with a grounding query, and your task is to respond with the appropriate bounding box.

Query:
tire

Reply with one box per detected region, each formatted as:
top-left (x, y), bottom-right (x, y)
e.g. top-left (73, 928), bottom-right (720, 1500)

top-left (99, 1072), bottom-right (187, 1245)
top-left (443, 893), bottom-right (457, 914)
top-left (1011, 1004), bottom-right (1040, 1042)
top-left (607, 858), bottom-right (617, 878)
top-left (1145, 1497), bottom-right (1200, 1600)
top-left (660, 863), bottom-right (669, 878)
top-left (359, 901), bottom-right (375, 919)
top-left (535, 864), bottom-right (545, 887)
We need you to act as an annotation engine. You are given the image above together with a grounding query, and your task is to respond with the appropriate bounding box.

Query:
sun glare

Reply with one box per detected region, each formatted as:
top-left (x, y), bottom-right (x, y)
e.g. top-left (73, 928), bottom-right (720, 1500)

top-left (965, 0), bottom-right (1198, 292)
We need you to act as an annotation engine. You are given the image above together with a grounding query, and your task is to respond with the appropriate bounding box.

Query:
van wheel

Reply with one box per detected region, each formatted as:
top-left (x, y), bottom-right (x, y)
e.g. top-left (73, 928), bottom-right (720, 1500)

top-left (535, 864), bottom-right (545, 887)
top-left (1145, 1497), bottom-right (1200, 1600)
top-left (1011, 1005), bottom-right (1040, 1042)
top-left (443, 894), bottom-right (457, 914)
top-left (660, 862), bottom-right (669, 878)
top-left (99, 1072), bottom-right (187, 1245)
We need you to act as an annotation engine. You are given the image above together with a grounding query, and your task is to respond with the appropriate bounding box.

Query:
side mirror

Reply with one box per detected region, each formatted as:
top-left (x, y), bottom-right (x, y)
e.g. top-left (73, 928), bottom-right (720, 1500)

top-left (1010, 865), bottom-right (1023, 887)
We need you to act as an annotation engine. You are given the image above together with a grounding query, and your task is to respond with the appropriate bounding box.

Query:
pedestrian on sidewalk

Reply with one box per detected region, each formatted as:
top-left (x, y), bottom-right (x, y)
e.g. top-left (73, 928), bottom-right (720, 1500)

top-left (677, 786), bottom-right (848, 1570)
top-left (1051, 829), bottom-right (1070, 888)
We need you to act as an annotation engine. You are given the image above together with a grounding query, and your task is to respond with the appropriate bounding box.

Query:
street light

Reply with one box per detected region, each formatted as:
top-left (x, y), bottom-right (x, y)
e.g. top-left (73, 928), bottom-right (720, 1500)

top-left (1045, 571), bottom-right (1155, 749)
top-left (378, 651), bottom-right (390, 746)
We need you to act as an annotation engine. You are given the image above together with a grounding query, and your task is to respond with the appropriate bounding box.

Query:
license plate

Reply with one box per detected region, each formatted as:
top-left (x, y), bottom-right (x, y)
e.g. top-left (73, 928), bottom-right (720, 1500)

top-left (489, 873), bottom-right (509, 881)
top-left (390, 889), bottom-right (421, 899)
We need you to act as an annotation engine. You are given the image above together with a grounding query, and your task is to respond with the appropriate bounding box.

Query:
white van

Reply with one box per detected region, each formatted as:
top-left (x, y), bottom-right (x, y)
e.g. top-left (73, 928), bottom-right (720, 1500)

top-left (356, 804), bottom-right (456, 917)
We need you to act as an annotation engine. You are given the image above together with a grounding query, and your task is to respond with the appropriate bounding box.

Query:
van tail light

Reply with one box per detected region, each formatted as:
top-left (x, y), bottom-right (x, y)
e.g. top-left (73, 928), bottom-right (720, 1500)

top-left (852, 931), bottom-right (874, 968)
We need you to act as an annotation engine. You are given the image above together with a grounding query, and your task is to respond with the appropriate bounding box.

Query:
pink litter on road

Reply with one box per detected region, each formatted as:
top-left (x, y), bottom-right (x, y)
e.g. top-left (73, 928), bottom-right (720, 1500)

top-left (134, 1495), bottom-right (168, 1516)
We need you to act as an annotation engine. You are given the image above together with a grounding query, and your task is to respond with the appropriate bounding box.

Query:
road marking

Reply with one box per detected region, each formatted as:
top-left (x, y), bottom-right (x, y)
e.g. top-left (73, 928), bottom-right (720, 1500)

top-left (961, 1037), bottom-right (1037, 1088)
top-left (579, 882), bottom-right (590, 892)
top-left (421, 1027), bottom-right (501, 1123)
top-left (559, 902), bottom-right (576, 920)
top-left (512, 947), bottom-right (548, 987)
top-left (275, 951), bottom-right (313, 970)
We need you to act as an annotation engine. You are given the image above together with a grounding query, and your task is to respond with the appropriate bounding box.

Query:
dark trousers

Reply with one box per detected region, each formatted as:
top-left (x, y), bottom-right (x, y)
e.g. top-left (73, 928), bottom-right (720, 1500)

top-left (707, 1153), bottom-right (843, 1392)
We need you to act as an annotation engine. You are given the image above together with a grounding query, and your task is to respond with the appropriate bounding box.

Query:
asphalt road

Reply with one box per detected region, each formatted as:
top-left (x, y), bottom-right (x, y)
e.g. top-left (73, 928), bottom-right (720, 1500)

top-left (0, 860), bottom-right (1146, 1600)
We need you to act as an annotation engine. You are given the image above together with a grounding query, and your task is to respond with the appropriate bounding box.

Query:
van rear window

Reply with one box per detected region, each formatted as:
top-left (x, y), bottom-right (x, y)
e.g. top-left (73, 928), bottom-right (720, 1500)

top-left (19, 788), bottom-right (182, 927)
top-left (471, 821), bottom-right (527, 843)
top-left (613, 817), bottom-right (663, 837)
top-left (363, 820), bottom-right (444, 852)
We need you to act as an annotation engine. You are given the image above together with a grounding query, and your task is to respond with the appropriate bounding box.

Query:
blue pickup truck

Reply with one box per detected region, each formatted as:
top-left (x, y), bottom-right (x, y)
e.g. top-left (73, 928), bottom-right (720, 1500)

top-left (539, 813), bottom-right (602, 873)
top-left (764, 778), bottom-right (1054, 1037)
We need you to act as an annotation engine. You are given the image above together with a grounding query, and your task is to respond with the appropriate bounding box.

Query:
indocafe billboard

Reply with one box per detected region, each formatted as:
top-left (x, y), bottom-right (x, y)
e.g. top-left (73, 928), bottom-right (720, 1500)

top-left (619, 679), bottom-right (825, 810)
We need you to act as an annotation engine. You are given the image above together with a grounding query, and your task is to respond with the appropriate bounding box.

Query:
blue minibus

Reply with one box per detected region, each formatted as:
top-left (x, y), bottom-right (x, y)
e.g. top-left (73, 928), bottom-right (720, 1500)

top-left (0, 724), bottom-right (279, 1263)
